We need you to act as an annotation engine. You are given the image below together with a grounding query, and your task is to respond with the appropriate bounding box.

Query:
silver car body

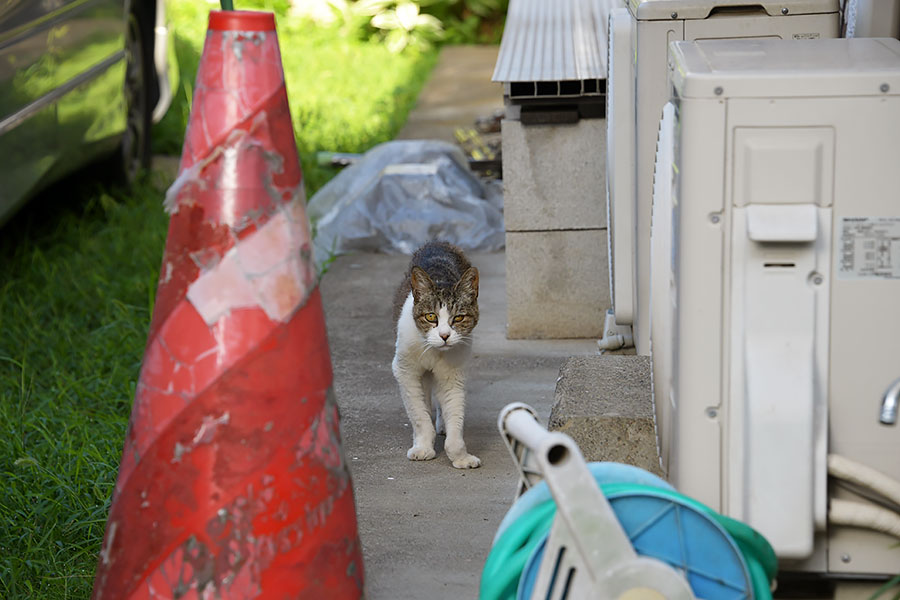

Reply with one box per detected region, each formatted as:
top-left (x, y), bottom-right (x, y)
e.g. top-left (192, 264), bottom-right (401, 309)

top-left (0, 0), bottom-right (175, 222)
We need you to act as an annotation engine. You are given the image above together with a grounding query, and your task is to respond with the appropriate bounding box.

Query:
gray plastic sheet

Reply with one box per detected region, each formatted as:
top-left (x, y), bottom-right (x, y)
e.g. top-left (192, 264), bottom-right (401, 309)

top-left (307, 140), bottom-right (504, 272)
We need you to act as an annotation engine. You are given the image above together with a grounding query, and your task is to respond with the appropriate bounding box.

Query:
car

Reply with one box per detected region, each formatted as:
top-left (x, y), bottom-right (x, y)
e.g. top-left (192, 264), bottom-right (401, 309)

top-left (0, 0), bottom-right (177, 225)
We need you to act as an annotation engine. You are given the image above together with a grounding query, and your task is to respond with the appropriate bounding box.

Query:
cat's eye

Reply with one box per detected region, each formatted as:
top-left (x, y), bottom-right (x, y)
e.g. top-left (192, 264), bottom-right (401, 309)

top-left (424, 313), bottom-right (438, 323)
top-left (453, 315), bottom-right (465, 323)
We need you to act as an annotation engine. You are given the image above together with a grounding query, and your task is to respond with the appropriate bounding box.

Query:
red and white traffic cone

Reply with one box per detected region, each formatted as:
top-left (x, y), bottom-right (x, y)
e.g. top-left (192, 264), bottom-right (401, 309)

top-left (92, 10), bottom-right (364, 599)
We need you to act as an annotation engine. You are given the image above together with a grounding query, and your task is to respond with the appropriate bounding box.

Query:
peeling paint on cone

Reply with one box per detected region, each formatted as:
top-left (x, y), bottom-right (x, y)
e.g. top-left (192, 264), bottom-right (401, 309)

top-left (92, 11), bottom-right (364, 599)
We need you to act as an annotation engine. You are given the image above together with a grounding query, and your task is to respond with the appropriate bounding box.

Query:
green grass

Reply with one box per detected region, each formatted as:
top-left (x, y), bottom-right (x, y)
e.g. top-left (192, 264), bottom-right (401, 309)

top-left (0, 1), bottom-right (437, 596)
top-left (0, 177), bottom-right (168, 598)
top-left (154, 0), bottom-right (439, 195)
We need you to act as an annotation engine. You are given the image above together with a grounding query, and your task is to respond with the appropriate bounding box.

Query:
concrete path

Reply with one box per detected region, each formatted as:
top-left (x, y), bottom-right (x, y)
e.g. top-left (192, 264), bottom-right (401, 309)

top-left (320, 253), bottom-right (596, 599)
top-left (320, 44), bottom-right (597, 598)
top-left (396, 45), bottom-right (504, 143)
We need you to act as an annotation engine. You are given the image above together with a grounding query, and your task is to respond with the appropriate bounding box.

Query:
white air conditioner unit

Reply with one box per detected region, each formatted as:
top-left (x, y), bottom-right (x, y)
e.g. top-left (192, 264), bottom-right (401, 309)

top-left (606, 0), bottom-right (841, 355)
top-left (653, 36), bottom-right (900, 576)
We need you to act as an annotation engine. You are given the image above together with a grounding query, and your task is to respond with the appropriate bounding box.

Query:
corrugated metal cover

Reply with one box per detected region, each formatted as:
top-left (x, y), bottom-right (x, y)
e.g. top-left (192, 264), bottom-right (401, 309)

top-left (492, 0), bottom-right (621, 83)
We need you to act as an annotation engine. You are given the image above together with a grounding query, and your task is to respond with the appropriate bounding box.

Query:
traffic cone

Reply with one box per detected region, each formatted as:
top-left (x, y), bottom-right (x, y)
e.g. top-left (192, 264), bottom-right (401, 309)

top-left (92, 10), bottom-right (364, 599)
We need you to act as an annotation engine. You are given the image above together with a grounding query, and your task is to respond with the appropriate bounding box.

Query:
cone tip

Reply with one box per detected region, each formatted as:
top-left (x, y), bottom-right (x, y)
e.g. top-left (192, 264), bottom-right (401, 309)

top-left (209, 10), bottom-right (276, 31)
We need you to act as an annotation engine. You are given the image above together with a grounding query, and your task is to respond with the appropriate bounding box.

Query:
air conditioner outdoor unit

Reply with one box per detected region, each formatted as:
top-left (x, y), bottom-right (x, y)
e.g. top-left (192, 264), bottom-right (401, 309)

top-left (652, 36), bottom-right (900, 576)
top-left (605, 0), bottom-right (840, 355)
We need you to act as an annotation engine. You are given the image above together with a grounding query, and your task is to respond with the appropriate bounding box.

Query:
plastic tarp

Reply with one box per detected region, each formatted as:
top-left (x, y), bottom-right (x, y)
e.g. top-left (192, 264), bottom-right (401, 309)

top-left (307, 140), bottom-right (504, 272)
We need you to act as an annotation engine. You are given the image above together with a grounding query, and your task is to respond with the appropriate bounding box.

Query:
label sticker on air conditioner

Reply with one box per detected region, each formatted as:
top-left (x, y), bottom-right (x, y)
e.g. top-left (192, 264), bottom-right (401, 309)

top-left (838, 217), bottom-right (900, 280)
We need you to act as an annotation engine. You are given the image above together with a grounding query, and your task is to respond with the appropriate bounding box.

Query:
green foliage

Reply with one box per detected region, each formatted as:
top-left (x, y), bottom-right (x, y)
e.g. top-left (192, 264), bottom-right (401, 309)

top-left (869, 573), bottom-right (900, 600)
top-left (420, 0), bottom-right (508, 44)
top-left (233, 0), bottom-right (294, 15)
top-left (275, 17), bottom-right (438, 193)
top-left (363, 1), bottom-right (445, 53)
top-left (150, 1), bottom-right (210, 155)
top-left (292, 0), bottom-right (508, 47)
top-left (0, 1), bottom-right (438, 596)
top-left (152, 1), bottom-right (438, 197)
top-left (0, 176), bottom-right (168, 599)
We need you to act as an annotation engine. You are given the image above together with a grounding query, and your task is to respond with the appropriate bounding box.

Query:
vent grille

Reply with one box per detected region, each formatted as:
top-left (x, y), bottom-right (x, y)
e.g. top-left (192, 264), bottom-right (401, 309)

top-left (508, 78), bottom-right (606, 99)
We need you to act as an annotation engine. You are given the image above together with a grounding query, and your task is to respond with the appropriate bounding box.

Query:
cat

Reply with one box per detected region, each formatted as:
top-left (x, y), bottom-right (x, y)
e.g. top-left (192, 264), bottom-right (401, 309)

top-left (391, 241), bottom-right (481, 469)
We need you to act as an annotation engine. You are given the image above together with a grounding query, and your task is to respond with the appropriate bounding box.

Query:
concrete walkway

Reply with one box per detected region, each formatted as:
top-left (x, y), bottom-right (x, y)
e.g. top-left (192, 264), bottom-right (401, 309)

top-left (395, 45), bottom-right (504, 144)
top-left (317, 46), bottom-right (601, 597)
top-left (317, 46), bottom-right (602, 599)
top-left (320, 253), bottom-right (596, 599)
top-left (321, 46), bottom-right (596, 600)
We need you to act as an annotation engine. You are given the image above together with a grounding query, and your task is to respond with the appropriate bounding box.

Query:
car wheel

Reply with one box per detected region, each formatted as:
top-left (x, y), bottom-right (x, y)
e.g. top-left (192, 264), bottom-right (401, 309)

top-left (118, 11), bottom-right (153, 184)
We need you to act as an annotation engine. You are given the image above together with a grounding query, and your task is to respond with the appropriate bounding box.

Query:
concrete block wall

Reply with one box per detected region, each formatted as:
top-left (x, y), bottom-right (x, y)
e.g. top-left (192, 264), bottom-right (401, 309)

top-left (506, 230), bottom-right (608, 338)
top-left (502, 118), bottom-right (610, 339)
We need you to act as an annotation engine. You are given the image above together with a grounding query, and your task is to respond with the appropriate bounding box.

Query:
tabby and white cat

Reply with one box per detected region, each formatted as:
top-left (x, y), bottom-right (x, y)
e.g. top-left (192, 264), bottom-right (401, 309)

top-left (391, 241), bottom-right (481, 469)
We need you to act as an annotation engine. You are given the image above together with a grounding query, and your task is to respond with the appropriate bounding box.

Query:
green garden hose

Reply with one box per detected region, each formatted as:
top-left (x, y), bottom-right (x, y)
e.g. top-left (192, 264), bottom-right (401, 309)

top-left (481, 501), bottom-right (557, 600)
top-left (480, 481), bottom-right (777, 600)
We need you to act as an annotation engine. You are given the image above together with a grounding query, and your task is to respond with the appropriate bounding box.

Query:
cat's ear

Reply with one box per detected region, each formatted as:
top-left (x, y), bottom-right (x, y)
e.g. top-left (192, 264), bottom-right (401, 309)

top-left (410, 266), bottom-right (434, 301)
top-left (455, 267), bottom-right (479, 300)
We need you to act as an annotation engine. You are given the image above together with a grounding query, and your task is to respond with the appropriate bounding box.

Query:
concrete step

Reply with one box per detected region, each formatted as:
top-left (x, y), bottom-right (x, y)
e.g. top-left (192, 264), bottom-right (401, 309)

top-left (549, 354), bottom-right (663, 477)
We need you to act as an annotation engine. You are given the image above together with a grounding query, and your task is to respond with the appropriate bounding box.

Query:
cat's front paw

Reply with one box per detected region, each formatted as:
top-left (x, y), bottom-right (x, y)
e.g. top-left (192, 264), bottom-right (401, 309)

top-left (407, 446), bottom-right (436, 461)
top-left (451, 454), bottom-right (482, 469)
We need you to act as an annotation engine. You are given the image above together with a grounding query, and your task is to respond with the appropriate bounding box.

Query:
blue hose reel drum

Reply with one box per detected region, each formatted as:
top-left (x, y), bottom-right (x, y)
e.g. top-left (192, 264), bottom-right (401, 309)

top-left (499, 463), bottom-right (757, 600)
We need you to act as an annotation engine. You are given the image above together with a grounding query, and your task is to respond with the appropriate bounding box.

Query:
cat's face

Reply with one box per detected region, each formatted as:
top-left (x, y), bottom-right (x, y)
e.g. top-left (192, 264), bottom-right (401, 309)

top-left (409, 266), bottom-right (479, 350)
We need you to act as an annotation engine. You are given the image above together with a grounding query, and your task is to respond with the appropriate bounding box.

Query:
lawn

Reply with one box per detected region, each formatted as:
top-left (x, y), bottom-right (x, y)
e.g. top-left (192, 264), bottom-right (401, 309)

top-left (0, 1), bottom-right (439, 596)
top-left (154, 0), bottom-right (441, 194)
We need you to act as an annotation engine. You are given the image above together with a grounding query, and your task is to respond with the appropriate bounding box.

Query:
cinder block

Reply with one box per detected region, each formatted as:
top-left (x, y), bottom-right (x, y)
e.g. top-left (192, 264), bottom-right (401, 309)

top-left (506, 229), bottom-right (610, 339)
top-left (549, 355), bottom-right (663, 477)
top-left (502, 118), bottom-right (607, 232)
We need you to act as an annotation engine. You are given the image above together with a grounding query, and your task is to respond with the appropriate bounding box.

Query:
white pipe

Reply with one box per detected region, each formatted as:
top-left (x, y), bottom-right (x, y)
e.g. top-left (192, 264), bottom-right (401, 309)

top-left (597, 310), bottom-right (634, 351)
top-left (828, 454), bottom-right (900, 508)
top-left (829, 499), bottom-right (900, 539)
top-left (503, 406), bottom-right (556, 453)
top-left (597, 333), bottom-right (633, 351)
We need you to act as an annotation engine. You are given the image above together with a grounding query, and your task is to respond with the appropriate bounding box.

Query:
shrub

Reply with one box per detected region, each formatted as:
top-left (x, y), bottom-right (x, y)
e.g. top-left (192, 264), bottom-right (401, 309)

top-left (291, 0), bottom-right (508, 49)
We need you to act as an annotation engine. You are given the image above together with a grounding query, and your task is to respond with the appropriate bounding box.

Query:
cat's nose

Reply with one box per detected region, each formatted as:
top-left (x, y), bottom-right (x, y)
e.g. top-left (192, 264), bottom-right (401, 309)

top-left (440, 332), bottom-right (450, 341)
